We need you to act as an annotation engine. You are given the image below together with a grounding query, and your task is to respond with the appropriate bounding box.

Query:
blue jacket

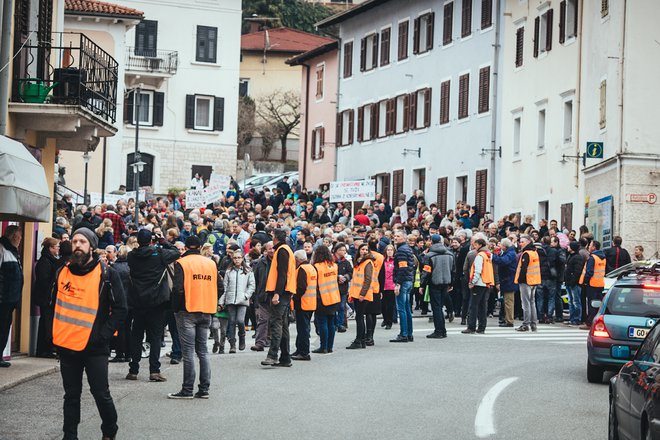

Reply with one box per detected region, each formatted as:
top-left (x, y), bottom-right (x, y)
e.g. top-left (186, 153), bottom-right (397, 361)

top-left (393, 243), bottom-right (415, 284)
top-left (492, 246), bottom-right (519, 292)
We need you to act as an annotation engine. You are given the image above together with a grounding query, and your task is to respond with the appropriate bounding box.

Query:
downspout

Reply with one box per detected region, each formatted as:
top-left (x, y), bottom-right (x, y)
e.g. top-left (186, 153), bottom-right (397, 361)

top-left (489, 0), bottom-right (501, 216)
top-left (301, 62), bottom-right (310, 188)
top-left (617, 0), bottom-right (627, 235)
top-left (0, 0), bottom-right (14, 134)
top-left (574, 0), bottom-right (584, 189)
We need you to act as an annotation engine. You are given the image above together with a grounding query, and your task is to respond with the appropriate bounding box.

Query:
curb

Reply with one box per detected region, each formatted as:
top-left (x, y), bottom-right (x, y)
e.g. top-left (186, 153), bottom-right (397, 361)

top-left (0, 365), bottom-right (60, 393)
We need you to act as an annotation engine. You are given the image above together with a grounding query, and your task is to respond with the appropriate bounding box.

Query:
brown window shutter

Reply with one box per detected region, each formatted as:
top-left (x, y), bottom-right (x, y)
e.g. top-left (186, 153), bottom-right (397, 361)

top-left (357, 106), bottom-right (364, 142)
top-left (381, 28), bottom-right (391, 66)
top-left (481, 0), bottom-right (492, 29)
top-left (546, 9), bottom-right (553, 52)
top-left (426, 12), bottom-right (435, 51)
top-left (311, 128), bottom-right (317, 160)
top-left (320, 127), bottom-right (325, 159)
top-left (462, 0), bottom-right (472, 38)
top-left (443, 3), bottom-right (453, 45)
top-left (560, 202), bottom-right (573, 230)
top-left (343, 42), bottom-right (353, 78)
top-left (413, 17), bottom-right (420, 54)
top-left (398, 21), bottom-right (409, 60)
top-left (601, 0), bottom-right (609, 17)
top-left (436, 177), bottom-right (448, 214)
top-left (336, 112), bottom-right (343, 146)
top-left (440, 80), bottom-right (450, 124)
top-left (559, 1), bottom-right (566, 44)
top-left (403, 94), bottom-right (410, 132)
top-left (459, 74), bottom-right (469, 119)
top-left (409, 92), bottom-right (418, 130)
top-left (372, 33), bottom-right (379, 68)
top-left (348, 110), bottom-right (354, 144)
top-left (371, 102), bottom-right (380, 140)
top-left (515, 27), bottom-right (524, 67)
top-left (573, 1), bottom-right (579, 36)
top-left (360, 38), bottom-right (367, 71)
top-left (423, 88), bottom-right (432, 128)
top-left (533, 16), bottom-right (540, 58)
top-left (382, 173), bottom-right (391, 204)
top-left (474, 169), bottom-right (487, 213)
top-left (478, 66), bottom-right (490, 113)
top-left (393, 169), bottom-right (404, 202)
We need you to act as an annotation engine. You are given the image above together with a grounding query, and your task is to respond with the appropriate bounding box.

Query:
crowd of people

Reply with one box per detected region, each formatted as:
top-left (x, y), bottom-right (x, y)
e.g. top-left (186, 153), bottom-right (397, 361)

top-left (0, 179), bottom-right (647, 439)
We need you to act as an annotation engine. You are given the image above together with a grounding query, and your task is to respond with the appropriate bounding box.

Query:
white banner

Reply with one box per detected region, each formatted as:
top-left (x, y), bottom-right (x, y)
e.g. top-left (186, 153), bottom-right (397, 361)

top-left (185, 189), bottom-right (206, 209)
top-left (88, 190), bottom-right (146, 207)
top-left (209, 173), bottom-right (231, 192)
top-left (203, 185), bottom-right (224, 204)
top-left (329, 180), bottom-right (376, 203)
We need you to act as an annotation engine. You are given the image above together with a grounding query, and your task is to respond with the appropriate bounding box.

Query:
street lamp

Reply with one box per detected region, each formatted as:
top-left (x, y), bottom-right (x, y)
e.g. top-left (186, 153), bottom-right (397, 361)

top-left (82, 151), bottom-right (90, 205)
top-left (130, 153), bottom-right (146, 224)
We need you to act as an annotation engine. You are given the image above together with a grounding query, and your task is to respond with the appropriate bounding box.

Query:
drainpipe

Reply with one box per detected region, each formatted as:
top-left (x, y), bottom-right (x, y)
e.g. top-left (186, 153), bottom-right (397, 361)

top-left (574, 0), bottom-right (584, 189)
top-left (301, 62), bottom-right (310, 189)
top-left (0, 0), bottom-right (14, 134)
top-left (617, 0), bottom-right (627, 236)
top-left (489, 0), bottom-right (501, 217)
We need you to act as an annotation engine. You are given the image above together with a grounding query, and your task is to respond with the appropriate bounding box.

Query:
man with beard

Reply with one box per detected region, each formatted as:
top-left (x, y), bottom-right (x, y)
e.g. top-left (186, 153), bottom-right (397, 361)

top-left (51, 228), bottom-right (127, 440)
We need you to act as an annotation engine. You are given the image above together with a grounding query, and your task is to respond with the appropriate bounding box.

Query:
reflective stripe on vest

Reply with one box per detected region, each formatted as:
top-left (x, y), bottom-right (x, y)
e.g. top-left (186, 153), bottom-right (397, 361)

top-left (515, 250), bottom-right (541, 286)
top-left (52, 264), bottom-right (101, 351)
top-left (314, 262), bottom-right (341, 306)
top-left (298, 264), bottom-right (318, 311)
top-left (349, 259), bottom-right (374, 302)
top-left (266, 245), bottom-right (297, 294)
top-left (371, 252), bottom-right (384, 293)
top-left (579, 254), bottom-right (606, 288)
top-left (470, 251), bottom-right (495, 286)
top-left (178, 254), bottom-right (218, 314)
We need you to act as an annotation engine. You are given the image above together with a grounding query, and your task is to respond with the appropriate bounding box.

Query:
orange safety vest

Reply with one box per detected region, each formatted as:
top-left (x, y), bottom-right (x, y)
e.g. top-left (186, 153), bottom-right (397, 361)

top-left (349, 259), bottom-right (374, 302)
top-left (297, 264), bottom-right (318, 311)
top-left (53, 264), bottom-right (102, 351)
top-left (266, 244), bottom-right (297, 295)
top-left (515, 249), bottom-right (541, 286)
top-left (314, 262), bottom-right (341, 306)
top-left (178, 254), bottom-right (218, 314)
top-left (579, 254), bottom-right (606, 288)
top-left (371, 252), bottom-right (384, 293)
top-left (470, 251), bottom-right (495, 286)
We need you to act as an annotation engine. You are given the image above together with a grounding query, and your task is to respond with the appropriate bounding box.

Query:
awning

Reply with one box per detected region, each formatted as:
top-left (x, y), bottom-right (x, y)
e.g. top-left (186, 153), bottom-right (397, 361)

top-left (0, 136), bottom-right (51, 222)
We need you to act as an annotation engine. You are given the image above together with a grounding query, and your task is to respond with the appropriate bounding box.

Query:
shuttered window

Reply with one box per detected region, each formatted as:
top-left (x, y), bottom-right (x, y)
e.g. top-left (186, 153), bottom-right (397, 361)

top-left (474, 169), bottom-right (487, 214)
top-left (316, 65), bottom-right (324, 99)
top-left (443, 3), bottom-right (454, 45)
top-left (458, 73), bottom-right (469, 119)
top-left (533, 17), bottom-right (540, 58)
top-left (343, 41), bottom-right (353, 78)
top-left (378, 173), bottom-right (392, 204)
top-left (401, 94), bottom-right (410, 132)
top-left (393, 169), bottom-right (404, 203)
top-left (436, 177), bottom-right (448, 215)
top-left (381, 28), bottom-right (391, 66)
top-left (599, 79), bottom-right (607, 129)
top-left (481, 0), bottom-right (493, 29)
top-left (398, 21), bottom-right (409, 60)
top-left (337, 110), bottom-right (354, 146)
top-left (196, 26), bottom-right (217, 63)
top-left (413, 13), bottom-right (435, 54)
top-left (360, 33), bottom-right (379, 71)
top-left (478, 66), bottom-right (490, 114)
top-left (440, 80), bottom-right (450, 124)
top-left (462, 0), bottom-right (472, 38)
top-left (515, 27), bottom-right (524, 67)
top-left (185, 94), bottom-right (224, 131)
top-left (370, 102), bottom-right (380, 140)
top-left (135, 20), bottom-right (157, 57)
top-left (545, 9), bottom-right (553, 52)
top-left (357, 106), bottom-right (364, 142)
top-left (560, 0), bottom-right (578, 43)
top-left (560, 203), bottom-right (573, 230)
top-left (534, 9), bottom-right (553, 56)
top-left (386, 98), bottom-right (396, 135)
top-left (559, 1), bottom-right (566, 44)
top-left (409, 91), bottom-right (418, 129)
top-left (125, 90), bottom-right (164, 127)
top-left (423, 88), bottom-right (432, 128)
top-left (311, 127), bottom-right (325, 160)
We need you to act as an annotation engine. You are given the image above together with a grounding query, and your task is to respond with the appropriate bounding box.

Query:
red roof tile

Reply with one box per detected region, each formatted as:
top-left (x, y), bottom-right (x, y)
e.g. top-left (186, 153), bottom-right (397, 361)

top-left (241, 27), bottom-right (335, 53)
top-left (65, 0), bottom-right (143, 18)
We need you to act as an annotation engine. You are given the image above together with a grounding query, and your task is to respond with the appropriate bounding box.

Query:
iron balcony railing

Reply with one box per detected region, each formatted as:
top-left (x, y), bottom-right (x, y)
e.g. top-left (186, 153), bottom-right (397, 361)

top-left (125, 47), bottom-right (178, 75)
top-left (11, 32), bottom-right (118, 123)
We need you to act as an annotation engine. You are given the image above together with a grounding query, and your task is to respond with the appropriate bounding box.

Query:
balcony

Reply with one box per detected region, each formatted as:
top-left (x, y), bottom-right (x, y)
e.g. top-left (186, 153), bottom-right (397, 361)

top-left (9, 32), bottom-right (118, 151)
top-left (124, 47), bottom-right (178, 88)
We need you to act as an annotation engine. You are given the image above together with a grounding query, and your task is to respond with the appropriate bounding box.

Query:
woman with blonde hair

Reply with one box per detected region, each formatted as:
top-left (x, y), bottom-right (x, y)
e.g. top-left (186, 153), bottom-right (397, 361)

top-left (96, 218), bottom-right (114, 248)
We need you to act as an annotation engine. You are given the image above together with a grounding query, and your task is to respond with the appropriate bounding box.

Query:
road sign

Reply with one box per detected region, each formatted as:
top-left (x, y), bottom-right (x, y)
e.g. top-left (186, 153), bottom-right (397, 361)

top-left (586, 142), bottom-right (604, 158)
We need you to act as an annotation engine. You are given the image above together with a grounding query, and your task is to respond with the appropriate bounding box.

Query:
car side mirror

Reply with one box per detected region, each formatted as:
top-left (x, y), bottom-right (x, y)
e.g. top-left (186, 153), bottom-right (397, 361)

top-left (591, 300), bottom-right (602, 309)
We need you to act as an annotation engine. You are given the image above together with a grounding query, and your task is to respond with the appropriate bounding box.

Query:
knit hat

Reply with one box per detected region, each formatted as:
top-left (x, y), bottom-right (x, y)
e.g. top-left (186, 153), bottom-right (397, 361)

top-left (431, 234), bottom-right (442, 243)
top-left (185, 236), bottom-right (201, 249)
top-left (137, 229), bottom-right (153, 246)
top-left (569, 241), bottom-right (580, 253)
top-left (72, 227), bottom-right (98, 249)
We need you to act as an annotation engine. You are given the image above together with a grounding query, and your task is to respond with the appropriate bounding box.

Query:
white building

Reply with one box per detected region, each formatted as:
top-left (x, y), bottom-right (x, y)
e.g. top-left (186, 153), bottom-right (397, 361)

top-left (319, 0), bottom-right (503, 216)
top-left (498, 0), bottom-right (581, 229)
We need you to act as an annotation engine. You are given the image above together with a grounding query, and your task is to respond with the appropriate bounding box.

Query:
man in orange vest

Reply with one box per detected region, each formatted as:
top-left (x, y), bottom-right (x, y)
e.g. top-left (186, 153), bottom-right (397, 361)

top-left (168, 236), bottom-right (221, 399)
top-left (261, 228), bottom-right (296, 367)
top-left (463, 238), bottom-right (494, 334)
top-left (52, 227), bottom-right (127, 440)
top-left (514, 234), bottom-right (541, 332)
top-left (579, 240), bottom-right (607, 329)
top-left (291, 250), bottom-right (316, 361)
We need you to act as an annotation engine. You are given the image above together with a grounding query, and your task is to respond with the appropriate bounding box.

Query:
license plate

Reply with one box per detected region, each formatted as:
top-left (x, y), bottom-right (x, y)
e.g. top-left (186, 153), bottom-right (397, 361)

top-left (629, 327), bottom-right (650, 339)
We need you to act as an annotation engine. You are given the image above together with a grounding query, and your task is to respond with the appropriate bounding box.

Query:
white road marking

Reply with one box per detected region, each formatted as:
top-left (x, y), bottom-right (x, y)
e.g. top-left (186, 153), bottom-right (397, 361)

top-left (504, 336), bottom-right (586, 341)
top-left (475, 377), bottom-right (519, 438)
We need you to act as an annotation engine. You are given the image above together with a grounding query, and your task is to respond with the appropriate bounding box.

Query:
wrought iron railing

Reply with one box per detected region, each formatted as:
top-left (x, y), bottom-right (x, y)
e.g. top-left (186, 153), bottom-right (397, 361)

top-left (11, 32), bottom-right (118, 123)
top-left (125, 47), bottom-right (178, 75)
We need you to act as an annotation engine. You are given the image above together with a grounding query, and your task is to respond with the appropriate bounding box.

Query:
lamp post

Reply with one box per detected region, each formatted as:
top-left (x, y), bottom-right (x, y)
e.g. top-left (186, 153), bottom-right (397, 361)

top-left (82, 151), bottom-right (90, 205)
top-left (133, 85), bottom-right (141, 224)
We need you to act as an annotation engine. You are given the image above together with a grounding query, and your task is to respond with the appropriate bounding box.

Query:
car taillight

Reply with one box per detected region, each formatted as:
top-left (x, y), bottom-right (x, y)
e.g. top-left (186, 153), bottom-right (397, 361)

top-left (643, 284), bottom-right (660, 289)
top-left (592, 315), bottom-right (610, 338)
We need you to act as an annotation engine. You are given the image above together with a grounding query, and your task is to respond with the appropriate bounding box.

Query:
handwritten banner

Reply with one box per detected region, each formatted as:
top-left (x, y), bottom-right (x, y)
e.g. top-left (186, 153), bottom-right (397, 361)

top-left (329, 180), bottom-right (376, 203)
top-left (185, 189), bottom-right (206, 209)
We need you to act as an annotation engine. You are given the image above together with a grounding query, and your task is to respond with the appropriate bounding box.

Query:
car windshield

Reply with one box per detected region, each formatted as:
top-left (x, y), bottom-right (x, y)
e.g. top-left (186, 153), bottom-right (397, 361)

top-left (251, 175), bottom-right (275, 185)
top-left (605, 286), bottom-right (660, 317)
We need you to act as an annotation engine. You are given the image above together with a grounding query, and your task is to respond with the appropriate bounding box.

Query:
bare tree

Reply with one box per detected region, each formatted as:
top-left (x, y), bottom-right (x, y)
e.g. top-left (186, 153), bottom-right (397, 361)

top-left (237, 96), bottom-right (256, 151)
top-left (256, 122), bottom-right (280, 159)
top-left (255, 89), bottom-right (301, 163)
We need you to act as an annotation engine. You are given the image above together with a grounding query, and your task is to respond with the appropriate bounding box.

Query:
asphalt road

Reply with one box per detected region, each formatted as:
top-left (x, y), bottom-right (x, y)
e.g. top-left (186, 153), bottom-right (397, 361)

top-left (0, 316), bottom-right (609, 440)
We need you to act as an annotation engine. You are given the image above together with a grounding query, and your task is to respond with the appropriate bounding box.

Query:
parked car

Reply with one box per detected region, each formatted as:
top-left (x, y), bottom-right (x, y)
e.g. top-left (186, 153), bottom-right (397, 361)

top-left (242, 174), bottom-right (278, 191)
top-left (609, 318), bottom-right (660, 440)
top-left (261, 172), bottom-right (299, 191)
top-left (587, 263), bottom-right (660, 384)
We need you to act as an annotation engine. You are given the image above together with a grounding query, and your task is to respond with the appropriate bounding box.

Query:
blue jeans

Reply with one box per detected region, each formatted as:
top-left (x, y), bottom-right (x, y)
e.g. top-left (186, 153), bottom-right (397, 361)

top-left (335, 294), bottom-right (347, 328)
top-left (174, 312), bottom-right (211, 394)
top-left (317, 313), bottom-right (336, 350)
top-left (535, 280), bottom-right (556, 319)
top-left (396, 281), bottom-right (413, 337)
top-left (168, 311), bottom-right (182, 360)
top-left (566, 284), bottom-right (582, 324)
top-left (295, 310), bottom-right (312, 355)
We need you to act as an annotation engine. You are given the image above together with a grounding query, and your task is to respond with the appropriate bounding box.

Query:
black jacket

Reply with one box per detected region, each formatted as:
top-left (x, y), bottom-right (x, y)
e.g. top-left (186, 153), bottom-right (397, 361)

top-left (111, 257), bottom-right (131, 307)
top-left (564, 252), bottom-right (585, 286)
top-left (252, 255), bottom-right (272, 304)
top-left (33, 252), bottom-right (62, 307)
top-left (170, 250), bottom-right (222, 313)
top-left (268, 243), bottom-right (293, 295)
top-left (604, 245), bottom-right (632, 274)
top-left (336, 257), bottom-right (353, 296)
top-left (52, 255), bottom-right (127, 356)
top-left (127, 242), bottom-right (179, 308)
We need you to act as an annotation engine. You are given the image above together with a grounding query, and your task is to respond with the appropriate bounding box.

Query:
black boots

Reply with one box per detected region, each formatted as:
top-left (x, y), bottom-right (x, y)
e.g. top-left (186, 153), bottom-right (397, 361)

top-left (346, 339), bottom-right (366, 349)
top-left (365, 330), bottom-right (374, 346)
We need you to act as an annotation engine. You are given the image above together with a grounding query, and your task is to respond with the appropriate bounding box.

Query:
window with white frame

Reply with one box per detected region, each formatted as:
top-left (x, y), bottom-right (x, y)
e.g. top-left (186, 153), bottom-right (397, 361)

top-left (535, 9), bottom-right (553, 56)
top-left (133, 90), bottom-right (153, 125)
top-left (316, 64), bottom-right (324, 99)
top-left (378, 100), bottom-right (388, 137)
top-left (360, 33), bottom-right (379, 71)
top-left (311, 126), bottom-right (325, 160)
top-left (185, 94), bottom-right (224, 131)
top-left (362, 104), bottom-right (372, 141)
top-left (195, 95), bottom-right (213, 130)
top-left (537, 108), bottom-right (546, 149)
top-left (563, 99), bottom-right (573, 143)
top-left (395, 94), bottom-right (408, 133)
top-left (513, 116), bottom-right (521, 155)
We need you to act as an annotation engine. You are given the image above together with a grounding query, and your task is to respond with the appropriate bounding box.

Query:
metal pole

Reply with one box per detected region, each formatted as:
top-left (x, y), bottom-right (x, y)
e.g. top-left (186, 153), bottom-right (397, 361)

top-left (83, 161), bottom-right (89, 206)
top-left (101, 137), bottom-right (107, 203)
top-left (134, 86), bottom-right (141, 224)
top-left (0, 0), bottom-right (14, 134)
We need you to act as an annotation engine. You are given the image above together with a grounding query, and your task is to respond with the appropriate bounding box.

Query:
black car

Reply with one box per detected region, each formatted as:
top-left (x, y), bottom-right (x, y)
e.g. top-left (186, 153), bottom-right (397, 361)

top-left (609, 318), bottom-right (660, 440)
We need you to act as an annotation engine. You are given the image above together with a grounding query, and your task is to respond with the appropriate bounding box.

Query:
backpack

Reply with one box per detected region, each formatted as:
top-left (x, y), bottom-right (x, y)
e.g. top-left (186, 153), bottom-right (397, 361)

top-left (207, 232), bottom-right (228, 257)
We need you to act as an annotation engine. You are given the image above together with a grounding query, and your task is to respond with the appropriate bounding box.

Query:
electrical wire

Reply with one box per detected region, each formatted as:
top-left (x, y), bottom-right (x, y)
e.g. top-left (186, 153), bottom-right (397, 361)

top-left (0, 31), bottom-right (35, 74)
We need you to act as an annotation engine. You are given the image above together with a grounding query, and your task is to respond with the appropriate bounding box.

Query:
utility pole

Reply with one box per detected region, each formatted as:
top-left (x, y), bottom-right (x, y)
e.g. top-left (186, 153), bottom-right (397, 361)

top-left (134, 85), bottom-right (141, 225)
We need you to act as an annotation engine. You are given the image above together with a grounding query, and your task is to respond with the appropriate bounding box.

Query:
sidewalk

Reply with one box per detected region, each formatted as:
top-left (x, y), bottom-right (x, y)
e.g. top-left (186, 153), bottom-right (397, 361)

top-left (0, 356), bottom-right (59, 392)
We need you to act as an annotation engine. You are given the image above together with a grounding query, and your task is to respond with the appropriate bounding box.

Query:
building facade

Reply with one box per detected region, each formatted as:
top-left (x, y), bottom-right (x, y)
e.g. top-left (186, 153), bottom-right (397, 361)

top-left (319, 0), bottom-right (502, 214)
top-left (287, 42), bottom-right (339, 191)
